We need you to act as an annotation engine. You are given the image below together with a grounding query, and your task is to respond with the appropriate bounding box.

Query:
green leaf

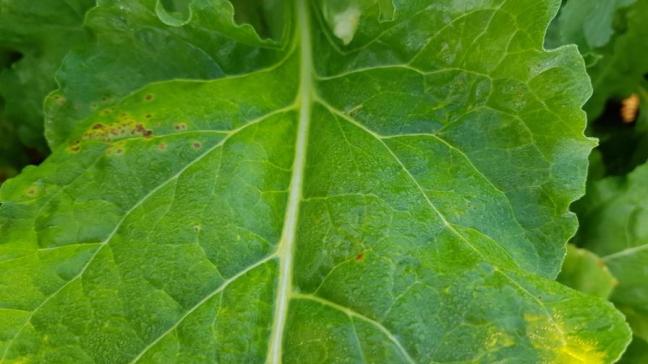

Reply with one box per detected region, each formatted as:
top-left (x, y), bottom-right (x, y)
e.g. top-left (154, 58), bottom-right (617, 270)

top-left (574, 162), bottom-right (648, 359)
top-left (557, 245), bottom-right (618, 299)
top-left (44, 0), bottom-right (287, 148)
top-left (546, 0), bottom-right (635, 56)
top-left (619, 337), bottom-right (648, 364)
top-left (0, 0), bottom-right (95, 173)
top-left (585, 0), bottom-right (648, 119)
top-left (0, 1), bottom-right (631, 362)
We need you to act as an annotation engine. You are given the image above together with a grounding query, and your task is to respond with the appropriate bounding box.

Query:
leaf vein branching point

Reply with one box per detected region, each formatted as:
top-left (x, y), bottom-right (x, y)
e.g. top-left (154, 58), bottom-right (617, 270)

top-left (292, 293), bottom-right (416, 364)
top-left (128, 254), bottom-right (278, 363)
top-left (0, 106), bottom-right (295, 362)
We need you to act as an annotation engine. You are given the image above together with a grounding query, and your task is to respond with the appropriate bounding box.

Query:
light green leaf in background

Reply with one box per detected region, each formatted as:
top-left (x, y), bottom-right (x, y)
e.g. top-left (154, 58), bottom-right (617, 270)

top-left (584, 0), bottom-right (648, 119)
top-left (546, 0), bottom-right (635, 60)
top-left (557, 244), bottom-right (618, 299)
top-left (0, 0), bottom-right (632, 363)
top-left (0, 0), bottom-right (95, 177)
top-left (574, 162), bottom-right (648, 361)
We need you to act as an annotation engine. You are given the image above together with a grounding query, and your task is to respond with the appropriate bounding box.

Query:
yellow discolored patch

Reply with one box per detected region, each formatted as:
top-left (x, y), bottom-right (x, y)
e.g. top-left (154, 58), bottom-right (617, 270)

top-left (524, 313), bottom-right (605, 364)
top-left (106, 142), bottom-right (126, 156)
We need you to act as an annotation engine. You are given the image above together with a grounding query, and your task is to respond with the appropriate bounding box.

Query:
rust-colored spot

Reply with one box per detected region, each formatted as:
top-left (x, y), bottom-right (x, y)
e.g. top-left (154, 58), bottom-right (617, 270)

top-left (144, 94), bottom-right (154, 101)
top-left (68, 141), bottom-right (81, 153)
top-left (83, 119), bottom-right (155, 142)
top-left (175, 122), bottom-right (187, 131)
top-left (192, 142), bottom-right (202, 149)
top-left (25, 187), bottom-right (38, 197)
top-left (158, 143), bottom-right (167, 151)
top-left (355, 252), bottom-right (364, 261)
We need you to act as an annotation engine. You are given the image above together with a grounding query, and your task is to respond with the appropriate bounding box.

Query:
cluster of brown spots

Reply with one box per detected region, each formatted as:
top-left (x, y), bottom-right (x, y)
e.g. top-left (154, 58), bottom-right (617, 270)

top-left (175, 122), bottom-right (188, 131)
top-left (81, 120), bottom-right (153, 142)
top-left (68, 140), bottom-right (81, 153)
top-left (134, 123), bottom-right (153, 138)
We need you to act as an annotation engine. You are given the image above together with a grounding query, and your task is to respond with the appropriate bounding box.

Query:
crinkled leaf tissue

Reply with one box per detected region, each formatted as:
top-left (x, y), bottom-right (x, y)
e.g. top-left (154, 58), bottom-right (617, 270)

top-left (0, 0), bottom-right (634, 363)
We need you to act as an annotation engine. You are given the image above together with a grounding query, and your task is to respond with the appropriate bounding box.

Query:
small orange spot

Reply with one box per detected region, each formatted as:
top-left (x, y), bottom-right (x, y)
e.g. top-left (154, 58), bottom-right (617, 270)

top-left (355, 252), bottom-right (364, 261)
top-left (621, 94), bottom-right (640, 123)
top-left (25, 187), bottom-right (38, 197)
top-left (158, 143), bottom-right (167, 151)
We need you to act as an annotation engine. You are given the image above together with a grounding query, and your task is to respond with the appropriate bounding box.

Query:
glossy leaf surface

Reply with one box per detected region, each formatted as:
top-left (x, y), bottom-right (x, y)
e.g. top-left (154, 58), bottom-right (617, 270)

top-left (0, 1), bottom-right (631, 363)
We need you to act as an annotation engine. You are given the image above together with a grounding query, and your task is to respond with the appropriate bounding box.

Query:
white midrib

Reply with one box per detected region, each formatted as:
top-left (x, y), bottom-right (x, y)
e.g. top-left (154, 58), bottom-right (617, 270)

top-left (266, 1), bottom-right (313, 363)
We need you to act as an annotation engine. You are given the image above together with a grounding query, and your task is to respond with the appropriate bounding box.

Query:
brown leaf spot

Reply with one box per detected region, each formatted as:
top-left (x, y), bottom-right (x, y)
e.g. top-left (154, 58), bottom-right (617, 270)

top-left (25, 186), bottom-right (39, 197)
top-left (68, 141), bottom-right (81, 153)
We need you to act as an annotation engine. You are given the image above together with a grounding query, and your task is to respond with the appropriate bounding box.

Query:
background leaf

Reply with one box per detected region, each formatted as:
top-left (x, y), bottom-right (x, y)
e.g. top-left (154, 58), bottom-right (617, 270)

top-left (557, 244), bottom-right (618, 299)
top-left (573, 163), bottom-right (648, 358)
top-left (0, 0), bottom-right (95, 180)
